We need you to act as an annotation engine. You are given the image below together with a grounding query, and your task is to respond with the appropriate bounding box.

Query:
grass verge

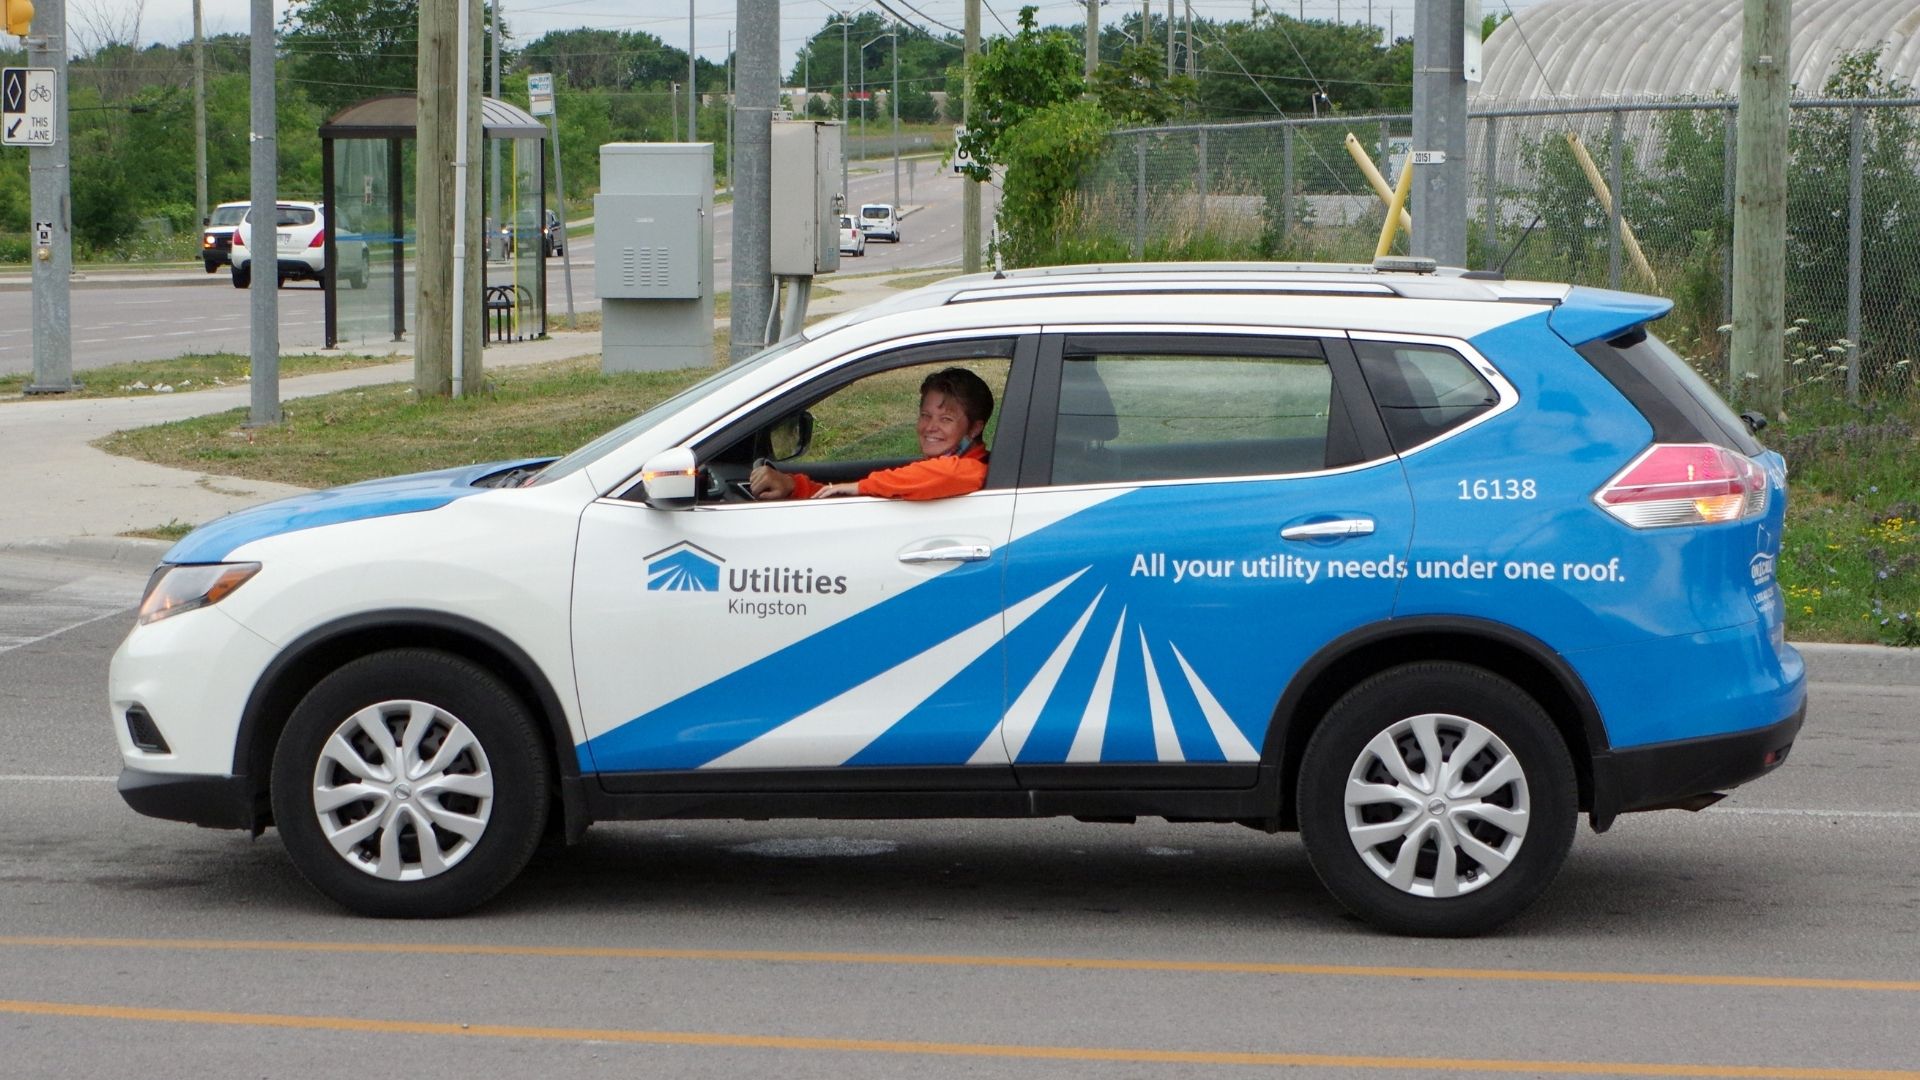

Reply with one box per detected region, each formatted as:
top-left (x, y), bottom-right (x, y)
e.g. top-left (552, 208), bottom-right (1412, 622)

top-left (0, 352), bottom-right (404, 401)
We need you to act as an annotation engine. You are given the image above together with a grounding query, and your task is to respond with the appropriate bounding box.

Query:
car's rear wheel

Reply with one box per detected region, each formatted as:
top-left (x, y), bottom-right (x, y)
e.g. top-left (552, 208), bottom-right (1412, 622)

top-left (1296, 662), bottom-right (1576, 936)
top-left (270, 649), bottom-right (551, 917)
top-left (231, 264), bottom-right (250, 288)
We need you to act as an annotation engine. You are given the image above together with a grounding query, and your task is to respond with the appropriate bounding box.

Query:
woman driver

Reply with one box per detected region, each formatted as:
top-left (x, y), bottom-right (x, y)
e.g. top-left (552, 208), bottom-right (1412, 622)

top-left (749, 367), bottom-right (993, 501)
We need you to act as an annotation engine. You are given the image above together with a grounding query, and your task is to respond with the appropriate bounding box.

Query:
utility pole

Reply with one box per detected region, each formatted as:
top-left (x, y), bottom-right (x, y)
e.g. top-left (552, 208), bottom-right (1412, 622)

top-left (246, 0), bottom-right (279, 420)
top-left (416, 0), bottom-right (455, 396)
top-left (729, 0), bottom-right (776, 362)
top-left (891, 23), bottom-right (900, 208)
top-left (1410, 0), bottom-right (1469, 265)
top-left (1185, 0), bottom-right (1197, 80)
top-left (1167, 0), bottom-right (1175, 77)
top-left (962, 0), bottom-right (980, 273)
top-left (1085, 0), bottom-right (1097, 76)
top-left (488, 0), bottom-right (500, 250)
top-left (687, 0), bottom-right (697, 142)
top-left (192, 0), bottom-right (206, 226)
top-left (25, 0), bottom-right (77, 393)
top-left (1731, 0), bottom-right (1789, 414)
top-left (840, 16), bottom-right (849, 197)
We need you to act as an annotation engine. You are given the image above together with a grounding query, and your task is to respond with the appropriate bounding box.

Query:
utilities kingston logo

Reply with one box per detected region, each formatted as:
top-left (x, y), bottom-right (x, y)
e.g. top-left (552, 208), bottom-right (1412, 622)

top-left (646, 542), bottom-right (724, 592)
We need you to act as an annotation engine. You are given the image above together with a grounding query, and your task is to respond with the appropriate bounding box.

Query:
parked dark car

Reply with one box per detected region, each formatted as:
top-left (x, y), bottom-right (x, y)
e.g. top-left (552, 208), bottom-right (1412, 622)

top-left (200, 202), bottom-right (249, 273)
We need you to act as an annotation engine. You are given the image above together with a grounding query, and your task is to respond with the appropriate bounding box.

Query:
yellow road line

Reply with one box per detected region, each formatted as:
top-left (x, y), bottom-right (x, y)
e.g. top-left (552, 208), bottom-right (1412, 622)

top-left (1, 935), bottom-right (1915, 993)
top-left (1, 998), bottom-right (1913, 1079)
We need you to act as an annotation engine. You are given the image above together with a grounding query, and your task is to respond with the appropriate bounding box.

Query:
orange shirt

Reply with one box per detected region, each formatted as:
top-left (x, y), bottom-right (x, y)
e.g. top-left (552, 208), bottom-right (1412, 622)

top-left (788, 443), bottom-right (989, 501)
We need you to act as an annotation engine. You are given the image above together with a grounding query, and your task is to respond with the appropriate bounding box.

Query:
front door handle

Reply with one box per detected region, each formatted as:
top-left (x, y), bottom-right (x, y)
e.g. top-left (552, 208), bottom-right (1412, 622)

top-left (1281, 518), bottom-right (1376, 541)
top-left (899, 544), bottom-right (993, 564)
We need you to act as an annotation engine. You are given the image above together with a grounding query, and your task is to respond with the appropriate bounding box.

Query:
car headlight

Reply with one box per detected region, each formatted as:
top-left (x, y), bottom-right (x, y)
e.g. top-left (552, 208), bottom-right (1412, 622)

top-left (137, 563), bottom-right (261, 625)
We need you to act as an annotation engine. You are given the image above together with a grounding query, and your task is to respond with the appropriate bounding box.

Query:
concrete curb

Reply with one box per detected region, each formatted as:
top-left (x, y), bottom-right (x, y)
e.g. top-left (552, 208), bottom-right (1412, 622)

top-left (1793, 642), bottom-right (1920, 686)
top-left (16, 526), bottom-right (1920, 686)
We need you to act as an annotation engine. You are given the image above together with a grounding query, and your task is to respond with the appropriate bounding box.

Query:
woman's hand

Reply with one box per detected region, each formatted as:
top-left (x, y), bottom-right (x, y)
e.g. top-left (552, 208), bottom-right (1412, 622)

top-left (749, 463), bottom-right (796, 500)
top-left (809, 481), bottom-right (862, 499)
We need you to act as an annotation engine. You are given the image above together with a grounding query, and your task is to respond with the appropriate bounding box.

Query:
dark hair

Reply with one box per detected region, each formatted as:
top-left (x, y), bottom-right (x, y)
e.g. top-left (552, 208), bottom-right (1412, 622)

top-left (920, 367), bottom-right (994, 428)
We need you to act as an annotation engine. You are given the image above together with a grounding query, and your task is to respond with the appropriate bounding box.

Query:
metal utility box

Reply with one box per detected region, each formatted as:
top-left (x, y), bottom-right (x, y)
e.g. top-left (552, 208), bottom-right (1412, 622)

top-left (594, 143), bottom-right (714, 372)
top-left (770, 121), bottom-right (843, 276)
top-left (596, 193), bottom-right (703, 299)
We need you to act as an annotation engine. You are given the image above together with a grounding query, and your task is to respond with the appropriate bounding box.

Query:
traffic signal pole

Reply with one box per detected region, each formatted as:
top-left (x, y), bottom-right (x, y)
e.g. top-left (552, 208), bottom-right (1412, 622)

top-left (23, 0), bottom-right (77, 393)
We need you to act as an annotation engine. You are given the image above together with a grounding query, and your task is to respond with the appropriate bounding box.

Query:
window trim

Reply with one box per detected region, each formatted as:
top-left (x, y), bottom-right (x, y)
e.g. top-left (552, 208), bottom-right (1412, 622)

top-left (1021, 328), bottom-right (1392, 490)
top-left (1345, 331), bottom-right (1518, 459)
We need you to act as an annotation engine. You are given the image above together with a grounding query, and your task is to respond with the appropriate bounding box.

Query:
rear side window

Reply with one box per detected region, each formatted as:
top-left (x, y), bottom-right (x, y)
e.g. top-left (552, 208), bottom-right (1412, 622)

top-left (1050, 339), bottom-right (1337, 484)
top-left (1353, 340), bottom-right (1498, 452)
top-left (1577, 329), bottom-right (1763, 455)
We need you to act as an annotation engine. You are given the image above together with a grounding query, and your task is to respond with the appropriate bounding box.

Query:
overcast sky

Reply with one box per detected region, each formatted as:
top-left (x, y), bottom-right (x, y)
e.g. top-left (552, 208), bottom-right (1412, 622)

top-left (114, 0), bottom-right (1550, 71)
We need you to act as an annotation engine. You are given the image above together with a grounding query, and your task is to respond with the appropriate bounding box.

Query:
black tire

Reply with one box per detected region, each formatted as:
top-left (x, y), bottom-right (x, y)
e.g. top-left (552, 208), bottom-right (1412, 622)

top-left (271, 649), bottom-right (552, 917)
top-left (231, 264), bottom-right (251, 289)
top-left (348, 265), bottom-right (368, 290)
top-left (1296, 662), bottom-right (1576, 937)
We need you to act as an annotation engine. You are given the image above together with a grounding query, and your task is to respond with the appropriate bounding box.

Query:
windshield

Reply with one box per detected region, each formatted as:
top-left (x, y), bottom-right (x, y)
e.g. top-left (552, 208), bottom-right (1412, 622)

top-left (534, 335), bottom-right (812, 485)
top-left (210, 205), bottom-right (248, 226)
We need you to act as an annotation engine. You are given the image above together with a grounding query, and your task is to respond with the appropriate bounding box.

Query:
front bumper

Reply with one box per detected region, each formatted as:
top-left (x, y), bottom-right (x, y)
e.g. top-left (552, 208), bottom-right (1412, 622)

top-left (118, 766), bottom-right (264, 831)
top-left (1588, 698), bottom-right (1805, 831)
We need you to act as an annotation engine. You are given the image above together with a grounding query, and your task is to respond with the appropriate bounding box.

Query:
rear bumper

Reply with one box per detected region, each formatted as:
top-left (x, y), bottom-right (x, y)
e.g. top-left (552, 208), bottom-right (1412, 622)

top-left (1588, 698), bottom-right (1805, 831)
top-left (118, 766), bottom-right (263, 831)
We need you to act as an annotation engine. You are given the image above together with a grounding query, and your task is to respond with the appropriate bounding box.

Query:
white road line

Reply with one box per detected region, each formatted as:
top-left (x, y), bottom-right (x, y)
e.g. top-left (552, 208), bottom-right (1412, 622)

top-left (0, 606), bottom-right (133, 655)
top-left (0, 775), bottom-right (117, 783)
top-left (1711, 807), bottom-right (1920, 819)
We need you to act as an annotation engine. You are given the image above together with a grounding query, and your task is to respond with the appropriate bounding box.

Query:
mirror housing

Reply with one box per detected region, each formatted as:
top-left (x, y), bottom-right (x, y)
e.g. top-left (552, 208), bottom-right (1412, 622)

top-left (638, 447), bottom-right (699, 509)
top-left (768, 410), bottom-right (814, 462)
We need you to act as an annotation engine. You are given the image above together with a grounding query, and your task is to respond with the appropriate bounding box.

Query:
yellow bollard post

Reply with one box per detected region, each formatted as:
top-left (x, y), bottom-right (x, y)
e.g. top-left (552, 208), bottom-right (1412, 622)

top-left (1345, 133), bottom-right (1413, 235)
top-left (1375, 154), bottom-right (1415, 259)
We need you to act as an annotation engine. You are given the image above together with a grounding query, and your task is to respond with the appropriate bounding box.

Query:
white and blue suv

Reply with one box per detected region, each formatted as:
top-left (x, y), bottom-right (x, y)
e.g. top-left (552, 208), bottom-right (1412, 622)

top-left (110, 261), bottom-right (1805, 935)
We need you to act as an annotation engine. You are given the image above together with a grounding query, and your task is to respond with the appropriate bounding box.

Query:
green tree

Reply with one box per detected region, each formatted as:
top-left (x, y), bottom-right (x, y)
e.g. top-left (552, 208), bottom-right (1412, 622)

top-left (280, 0), bottom-right (424, 116)
top-left (1089, 42), bottom-right (1196, 125)
top-left (954, 6), bottom-right (1083, 182)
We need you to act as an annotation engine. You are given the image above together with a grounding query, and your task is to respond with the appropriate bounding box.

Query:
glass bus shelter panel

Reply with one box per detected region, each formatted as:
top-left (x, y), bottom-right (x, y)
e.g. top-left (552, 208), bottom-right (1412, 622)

top-left (331, 137), bottom-right (416, 348)
top-left (485, 134), bottom-right (547, 344)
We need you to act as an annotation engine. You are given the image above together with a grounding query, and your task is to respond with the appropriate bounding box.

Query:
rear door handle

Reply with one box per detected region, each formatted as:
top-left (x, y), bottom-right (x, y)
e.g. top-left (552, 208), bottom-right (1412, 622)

top-left (899, 544), bottom-right (993, 564)
top-left (1281, 518), bottom-right (1376, 541)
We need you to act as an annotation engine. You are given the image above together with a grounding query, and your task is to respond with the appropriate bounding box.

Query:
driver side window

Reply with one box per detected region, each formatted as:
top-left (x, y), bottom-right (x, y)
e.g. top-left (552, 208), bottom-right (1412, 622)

top-left (695, 338), bottom-right (1015, 504)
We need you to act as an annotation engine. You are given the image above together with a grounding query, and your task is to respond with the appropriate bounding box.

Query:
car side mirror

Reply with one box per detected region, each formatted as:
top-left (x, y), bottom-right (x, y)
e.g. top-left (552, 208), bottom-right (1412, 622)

top-left (768, 411), bottom-right (814, 462)
top-left (638, 447), bottom-right (699, 509)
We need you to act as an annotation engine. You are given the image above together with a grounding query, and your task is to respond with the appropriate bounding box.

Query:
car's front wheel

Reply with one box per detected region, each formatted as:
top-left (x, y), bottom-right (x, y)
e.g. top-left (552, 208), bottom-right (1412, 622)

top-left (1296, 662), bottom-right (1576, 936)
top-left (270, 649), bottom-right (551, 917)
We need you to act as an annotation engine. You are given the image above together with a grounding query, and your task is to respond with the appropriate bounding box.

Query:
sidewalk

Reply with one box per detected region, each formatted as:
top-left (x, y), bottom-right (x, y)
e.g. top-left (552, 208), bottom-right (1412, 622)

top-left (0, 267), bottom-right (932, 547)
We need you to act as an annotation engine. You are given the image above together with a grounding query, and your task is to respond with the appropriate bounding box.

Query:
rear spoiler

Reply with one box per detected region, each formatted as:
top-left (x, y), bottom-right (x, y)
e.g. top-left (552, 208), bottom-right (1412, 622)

top-left (1548, 286), bottom-right (1674, 346)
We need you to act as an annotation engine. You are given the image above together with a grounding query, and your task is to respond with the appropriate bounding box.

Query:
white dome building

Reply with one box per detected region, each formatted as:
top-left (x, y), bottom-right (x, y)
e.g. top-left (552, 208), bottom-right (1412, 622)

top-left (1476, 0), bottom-right (1920, 104)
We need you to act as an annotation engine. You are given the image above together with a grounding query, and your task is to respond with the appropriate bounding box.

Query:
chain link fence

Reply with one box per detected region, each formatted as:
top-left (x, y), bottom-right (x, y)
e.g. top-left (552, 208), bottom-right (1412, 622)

top-left (1071, 98), bottom-right (1920, 401)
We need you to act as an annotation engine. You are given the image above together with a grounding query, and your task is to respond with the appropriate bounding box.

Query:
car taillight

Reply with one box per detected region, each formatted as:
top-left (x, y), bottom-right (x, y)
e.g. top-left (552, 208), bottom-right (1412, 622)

top-left (309, 231), bottom-right (325, 248)
top-left (232, 232), bottom-right (244, 247)
top-left (1595, 443), bottom-right (1768, 528)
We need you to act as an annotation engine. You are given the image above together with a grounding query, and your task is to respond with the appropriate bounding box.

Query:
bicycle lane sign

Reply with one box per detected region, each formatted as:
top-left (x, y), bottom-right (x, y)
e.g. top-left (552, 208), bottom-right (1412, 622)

top-left (2, 68), bottom-right (57, 147)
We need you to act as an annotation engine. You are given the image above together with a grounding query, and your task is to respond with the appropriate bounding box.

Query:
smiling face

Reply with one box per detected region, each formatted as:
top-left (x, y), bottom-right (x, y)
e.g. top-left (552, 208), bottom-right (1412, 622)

top-left (917, 390), bottom-right (985, 458)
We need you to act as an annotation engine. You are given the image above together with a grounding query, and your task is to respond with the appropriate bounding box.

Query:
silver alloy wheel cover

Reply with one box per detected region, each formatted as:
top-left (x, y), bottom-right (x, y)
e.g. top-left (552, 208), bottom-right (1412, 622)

top-left (1342, 712), bottom-right (1530, 898)
top-left (309, 699), bottom-right (496, 881)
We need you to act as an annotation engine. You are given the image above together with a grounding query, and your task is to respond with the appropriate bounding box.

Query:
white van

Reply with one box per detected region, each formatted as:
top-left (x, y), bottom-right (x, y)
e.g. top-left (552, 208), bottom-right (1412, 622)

top-left (858, 203), bottom-right (900, 242)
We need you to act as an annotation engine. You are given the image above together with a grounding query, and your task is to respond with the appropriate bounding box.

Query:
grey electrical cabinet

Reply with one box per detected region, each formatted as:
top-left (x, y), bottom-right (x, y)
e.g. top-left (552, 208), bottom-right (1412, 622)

top-left (770, 121), bottom-right (843, 276)
top-left (596, 193), bottom-right (703, 299)
top-left (594, 143), bottom-right (715, 372)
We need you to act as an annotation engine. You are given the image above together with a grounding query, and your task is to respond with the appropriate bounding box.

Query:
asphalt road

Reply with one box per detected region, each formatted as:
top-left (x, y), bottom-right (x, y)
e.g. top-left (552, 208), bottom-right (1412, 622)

top-left (0, 161), bottom-right (994, 378)
top-left (2, 548), bottom-right (1918, 1079)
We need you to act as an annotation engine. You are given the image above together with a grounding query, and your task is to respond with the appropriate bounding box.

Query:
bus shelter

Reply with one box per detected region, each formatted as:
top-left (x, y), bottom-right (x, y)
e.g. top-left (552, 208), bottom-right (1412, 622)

top-left (319, 95), bottom-right (550, 348)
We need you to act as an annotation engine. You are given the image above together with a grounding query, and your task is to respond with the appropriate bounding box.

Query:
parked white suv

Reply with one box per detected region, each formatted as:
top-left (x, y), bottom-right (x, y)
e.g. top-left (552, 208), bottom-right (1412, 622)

top-left (231, 201), bottom-right (368, 290)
